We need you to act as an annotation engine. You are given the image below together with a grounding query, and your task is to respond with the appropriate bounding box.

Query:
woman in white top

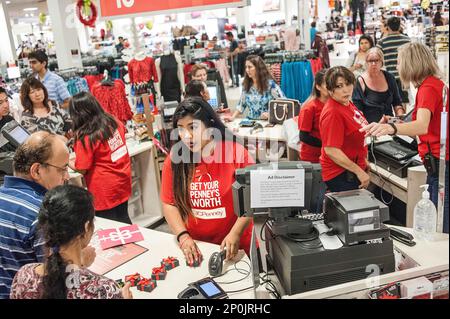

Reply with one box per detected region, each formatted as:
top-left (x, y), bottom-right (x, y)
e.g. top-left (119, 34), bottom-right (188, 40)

top-left (346, 35), bottom-right (374, 78)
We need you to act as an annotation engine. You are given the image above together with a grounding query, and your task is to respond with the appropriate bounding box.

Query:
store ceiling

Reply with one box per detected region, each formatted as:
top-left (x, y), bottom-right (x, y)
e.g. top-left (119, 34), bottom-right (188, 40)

top-left (5, 0), bottom-right (48, 21)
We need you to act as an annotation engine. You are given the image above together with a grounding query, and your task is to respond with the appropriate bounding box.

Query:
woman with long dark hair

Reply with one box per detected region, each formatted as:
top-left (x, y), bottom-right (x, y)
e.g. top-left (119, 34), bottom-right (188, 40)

top-left (228, 55), bottom-right (284, 121)
top-left (20, 77), bottom-right (71, 136)
top-left (10, 185), bottom-right (132, 299)
top-left (161, 97), bottom-right (255, 264)
top-left (68, 92), bottom-right (132, 224)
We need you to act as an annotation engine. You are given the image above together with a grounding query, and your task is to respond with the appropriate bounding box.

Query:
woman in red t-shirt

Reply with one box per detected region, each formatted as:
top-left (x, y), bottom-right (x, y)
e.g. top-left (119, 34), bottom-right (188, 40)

top-left (298, 69), bottom-right (329, 163)
top-left (320, 66), bottom-right (370, 192)
top-left (362, 43), bottom-right (449, 233)
top-left (161, 97), bottom-right (255, 265)
top-left (68, 92), bottom-right (132, 224)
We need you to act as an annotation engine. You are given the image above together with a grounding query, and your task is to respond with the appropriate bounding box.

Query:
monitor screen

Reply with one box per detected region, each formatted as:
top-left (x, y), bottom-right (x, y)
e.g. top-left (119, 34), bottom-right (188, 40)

top-left (208, 86), bottom-right (219, 109)
top-left (8, 125), bottom-right (30, 145)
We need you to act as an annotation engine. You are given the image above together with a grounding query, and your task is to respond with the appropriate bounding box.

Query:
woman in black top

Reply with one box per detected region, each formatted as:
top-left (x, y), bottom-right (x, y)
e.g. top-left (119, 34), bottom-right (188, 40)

top-left (352, 47), bottom-right (404, 123)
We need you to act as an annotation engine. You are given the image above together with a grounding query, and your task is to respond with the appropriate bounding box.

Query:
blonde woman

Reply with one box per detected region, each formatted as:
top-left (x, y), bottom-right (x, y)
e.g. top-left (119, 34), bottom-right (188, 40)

top-left (352, 47), bottom-right (404, 123)
top-left (361, 42), bottom-right (449, 234)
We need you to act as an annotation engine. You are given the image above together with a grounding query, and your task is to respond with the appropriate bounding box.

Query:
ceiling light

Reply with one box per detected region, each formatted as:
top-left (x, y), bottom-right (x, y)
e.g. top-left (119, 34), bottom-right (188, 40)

top-left (23, 7), bottom-right (38, 12)
top-left (25, 14), bottom-right (29, 17)
top-left (6, 1), bottom-right (11, 4)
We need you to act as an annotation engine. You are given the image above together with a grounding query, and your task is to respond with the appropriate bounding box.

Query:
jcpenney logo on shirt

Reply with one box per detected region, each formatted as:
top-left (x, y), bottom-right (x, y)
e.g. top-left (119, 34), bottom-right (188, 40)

top-left (108, 130), bottom-right (128, 163)
top-left (192, 207), bottom-right (227, 220)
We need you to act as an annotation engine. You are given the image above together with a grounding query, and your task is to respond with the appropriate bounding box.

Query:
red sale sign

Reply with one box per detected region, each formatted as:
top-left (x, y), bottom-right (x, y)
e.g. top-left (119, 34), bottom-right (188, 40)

top-left (99, 0), bottom-right (247, 18)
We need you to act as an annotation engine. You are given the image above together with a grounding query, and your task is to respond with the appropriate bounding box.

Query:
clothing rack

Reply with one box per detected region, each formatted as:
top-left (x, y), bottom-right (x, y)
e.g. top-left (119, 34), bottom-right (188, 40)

top-left (264, 50), bottom-right (316, 64)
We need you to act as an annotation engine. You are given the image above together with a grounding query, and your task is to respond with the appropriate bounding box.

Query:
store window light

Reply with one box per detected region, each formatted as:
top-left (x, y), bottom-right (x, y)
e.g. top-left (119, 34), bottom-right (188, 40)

top-left (23, 7), bottom-right (38, 12)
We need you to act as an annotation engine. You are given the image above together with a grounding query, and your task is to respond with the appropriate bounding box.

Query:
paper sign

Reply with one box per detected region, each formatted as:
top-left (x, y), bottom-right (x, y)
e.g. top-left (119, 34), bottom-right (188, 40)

top-left (250, 169), bottom-right (305, 208)
top-left (89, 231), bottom-right (148, 275)
top-left (97, 224), bottom-right (144, 250)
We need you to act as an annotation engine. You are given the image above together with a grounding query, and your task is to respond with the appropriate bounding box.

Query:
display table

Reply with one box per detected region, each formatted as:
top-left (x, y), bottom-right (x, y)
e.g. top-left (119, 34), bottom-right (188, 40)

top-left (69, 140), bottom-right (163, 228)
top-left (92, 218), bottom-right (255, 299)
top-left (369, 163), bottom-right (427, 228)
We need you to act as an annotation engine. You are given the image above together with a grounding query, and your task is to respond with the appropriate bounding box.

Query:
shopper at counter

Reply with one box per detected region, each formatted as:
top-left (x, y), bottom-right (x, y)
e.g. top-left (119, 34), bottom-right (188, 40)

top-left (361, 42), bottom-right (449, 233)
top-left (161, 97), bottom-right (255, 264)
top-left (320, 66), bottom-right (370, 192)
top-left (0, 132), bottom-right (71, 299)
top-left (189, 64), bottom-right (208, 82)
top-left (352, 47), bottom-right (404, 124)
top-left (10, 185), bottom-right (132, 299)
top-left (346, 35), bottom-right (374, 78)
top-left (184, 80), bottom-right (210, 102)
top-left (20, 78), bottom-right (71, 137)
top-left (228, 55), bottom-right (285, 121)
top-left (298, 69), bottom-right (329, 163)
top-left (69, 92), bottom-right (132, 224)
top-left (28, 51), bottom-right (71, 109)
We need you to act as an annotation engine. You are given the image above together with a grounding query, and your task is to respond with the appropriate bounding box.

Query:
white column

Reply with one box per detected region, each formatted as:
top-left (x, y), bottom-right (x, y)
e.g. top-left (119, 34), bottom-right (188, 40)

top-left (0, 0), bottom-right (17, 64)
top-left (299, 0), bottom-right (311, 49)
top-left (47, 0), bottom-right (82, 69)
top-left (317, 0), bottom-right (330, 23)
top-left (236, 5), bottom-right (251, 38)
top-left (285, 0), bottom-right (299, 26)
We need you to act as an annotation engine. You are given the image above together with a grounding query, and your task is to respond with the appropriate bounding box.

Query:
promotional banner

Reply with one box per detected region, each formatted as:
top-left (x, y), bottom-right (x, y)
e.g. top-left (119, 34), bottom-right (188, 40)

top-left (100, 0), bottom-right (248, 18)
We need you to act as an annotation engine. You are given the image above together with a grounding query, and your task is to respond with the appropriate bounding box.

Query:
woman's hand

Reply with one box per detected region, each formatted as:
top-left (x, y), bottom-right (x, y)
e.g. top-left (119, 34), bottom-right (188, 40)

top-left (360, 123), bottom-right (395, 137)
top-left (80, 246), bottom-right (96, 268)
top-left (179, 235), bottom-right (202, 266)
top-left (354, 63), bottom-right (363, 70)
top-left (356, 170), bottom-right (370, 189)
top-left (220, 231), bottom-right (240, 261)
top-left (260, 112), bottom-right (269, 120)
top-left (121, 282), bottom-right (133, 299)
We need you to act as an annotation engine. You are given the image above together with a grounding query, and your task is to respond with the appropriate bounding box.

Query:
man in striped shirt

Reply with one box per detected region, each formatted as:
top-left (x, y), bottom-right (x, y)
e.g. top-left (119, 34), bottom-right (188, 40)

top-left (0, 132), bottom-right (70, 299)
top-left (377, 16), bottom-right (411, 105)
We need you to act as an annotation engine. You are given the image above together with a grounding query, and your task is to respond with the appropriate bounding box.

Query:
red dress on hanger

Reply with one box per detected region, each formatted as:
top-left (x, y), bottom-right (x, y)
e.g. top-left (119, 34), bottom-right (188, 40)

top-left (127, 57), bottom-right (159, 84)
top-left (91, 80), bottom-right (133, 123)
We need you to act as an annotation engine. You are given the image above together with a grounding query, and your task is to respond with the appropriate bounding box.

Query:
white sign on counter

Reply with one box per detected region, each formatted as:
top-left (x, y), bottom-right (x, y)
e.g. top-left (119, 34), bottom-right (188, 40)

top-left (250, 169), bottom-right (305, 208)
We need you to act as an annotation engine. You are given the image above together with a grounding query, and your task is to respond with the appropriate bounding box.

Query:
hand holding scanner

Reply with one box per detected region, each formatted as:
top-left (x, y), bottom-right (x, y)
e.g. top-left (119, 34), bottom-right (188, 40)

top-left (208, 249), bottom-right (226, 277)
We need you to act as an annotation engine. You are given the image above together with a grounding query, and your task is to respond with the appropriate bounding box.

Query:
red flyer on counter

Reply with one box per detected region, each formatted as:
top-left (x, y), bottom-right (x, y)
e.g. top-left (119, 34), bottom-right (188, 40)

top-left (97, 224), bottom-right (144, 250)
top-left (89, 230), bottom-right (148, 275)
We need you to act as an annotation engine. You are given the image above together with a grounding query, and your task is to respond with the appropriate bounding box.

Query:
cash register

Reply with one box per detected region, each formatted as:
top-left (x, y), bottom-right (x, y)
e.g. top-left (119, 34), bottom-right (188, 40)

top-left (0, 120), bottom-right (30, 183)
top-left (233, 162), bottom-right (395, 295)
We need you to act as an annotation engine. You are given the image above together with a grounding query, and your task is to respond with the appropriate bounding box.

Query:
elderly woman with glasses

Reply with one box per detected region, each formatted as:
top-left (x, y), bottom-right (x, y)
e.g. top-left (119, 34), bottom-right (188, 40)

top-left (352, 47), bottom-right (405, 124)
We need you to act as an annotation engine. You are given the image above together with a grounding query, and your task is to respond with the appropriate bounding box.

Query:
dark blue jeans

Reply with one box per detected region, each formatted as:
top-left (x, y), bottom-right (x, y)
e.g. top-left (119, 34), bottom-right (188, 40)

top-left (325, 171), bottom-right (360, 193)
top-left (427, 161), bottom-right (449, 234)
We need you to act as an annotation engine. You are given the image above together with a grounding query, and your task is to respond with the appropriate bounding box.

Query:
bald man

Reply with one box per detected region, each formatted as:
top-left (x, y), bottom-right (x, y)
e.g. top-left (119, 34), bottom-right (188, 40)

top-left (0, 132), bottom-right (74, 299)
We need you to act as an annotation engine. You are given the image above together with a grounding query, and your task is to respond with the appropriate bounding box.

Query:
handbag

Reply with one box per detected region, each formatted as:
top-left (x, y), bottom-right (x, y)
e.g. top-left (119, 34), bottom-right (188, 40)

top-left (268, 99), bottom-right (301, 125)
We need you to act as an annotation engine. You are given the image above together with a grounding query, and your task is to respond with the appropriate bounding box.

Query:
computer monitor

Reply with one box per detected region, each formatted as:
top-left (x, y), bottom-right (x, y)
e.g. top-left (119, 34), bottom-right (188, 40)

top-left (232, 161), bottom-right (324, 217)
top-left (207, 85), bottom-right (219, 109)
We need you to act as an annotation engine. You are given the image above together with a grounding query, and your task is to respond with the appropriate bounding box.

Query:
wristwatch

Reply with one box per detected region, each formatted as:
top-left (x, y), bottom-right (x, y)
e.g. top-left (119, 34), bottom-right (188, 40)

top-left (387, 123), bottom-right (398, 136)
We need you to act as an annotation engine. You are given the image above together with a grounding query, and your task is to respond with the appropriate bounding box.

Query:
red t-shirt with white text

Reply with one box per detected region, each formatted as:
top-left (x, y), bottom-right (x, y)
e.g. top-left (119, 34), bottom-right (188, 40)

top-left (298, 98), bottom-right (325, 163)
top-left (320, 98), bottom-right (369, 181)
top-left (74, 121), bottom-right (132, 211)
top-left (161, 141), bottom-right (255, 255)
top-left (412, 76), bottom-right (449, 161)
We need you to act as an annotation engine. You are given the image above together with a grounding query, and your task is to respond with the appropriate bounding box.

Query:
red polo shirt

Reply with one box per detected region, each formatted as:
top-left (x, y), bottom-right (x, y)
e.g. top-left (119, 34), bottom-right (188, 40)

top-left (412, 76), bottom-right (449, 161)
top-left (161, 141), bottom-right (255, 256)
top-left (320, 98), bottom-right (369, 181)
top-left (298, 98), bottom-right (325, 163)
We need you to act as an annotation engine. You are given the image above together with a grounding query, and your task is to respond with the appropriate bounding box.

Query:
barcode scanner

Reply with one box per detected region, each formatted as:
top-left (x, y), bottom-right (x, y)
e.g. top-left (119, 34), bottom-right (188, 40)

top-left (208, 249), bottom-right (226, 277)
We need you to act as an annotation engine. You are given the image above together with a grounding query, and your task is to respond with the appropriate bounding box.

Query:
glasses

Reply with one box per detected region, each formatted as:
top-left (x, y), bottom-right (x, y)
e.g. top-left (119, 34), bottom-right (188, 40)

top-left (367, 59), bottom-right (381, 64)
top-left (41, 162), bottom-right (70, 175)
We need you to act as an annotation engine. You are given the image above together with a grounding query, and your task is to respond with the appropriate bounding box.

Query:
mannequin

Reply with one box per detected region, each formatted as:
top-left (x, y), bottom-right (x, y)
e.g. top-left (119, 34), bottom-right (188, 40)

top-left (155, 48), bottom-right (185, 103)
top-left (127, 51), bottom-right (159, 98)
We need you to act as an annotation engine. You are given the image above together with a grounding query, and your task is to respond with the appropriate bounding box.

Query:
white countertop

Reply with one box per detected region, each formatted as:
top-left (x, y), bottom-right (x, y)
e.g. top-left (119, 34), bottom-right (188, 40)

top-left (91, 218), bottom-right (255, 299)
top-left (224, 118), bottom-right (286, 142)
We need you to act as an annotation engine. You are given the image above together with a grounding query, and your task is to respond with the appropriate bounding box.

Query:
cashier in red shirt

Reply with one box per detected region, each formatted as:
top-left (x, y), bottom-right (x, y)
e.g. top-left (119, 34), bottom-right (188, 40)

top-left (320, 66), bottom-right (370, 192)
top-left (69, 92), bottom-right (132, 224)
top-left (298, 69), bottom-right (328, 163)
top-left (161, 97), bottom-right (255, 264)
top-left (362, 43), bottom-right (449, 234)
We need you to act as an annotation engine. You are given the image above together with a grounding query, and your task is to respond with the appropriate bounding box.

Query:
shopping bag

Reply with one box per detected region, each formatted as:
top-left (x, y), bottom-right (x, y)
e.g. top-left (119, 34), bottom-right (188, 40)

top-left (268, 99), bottom-right (301, 125)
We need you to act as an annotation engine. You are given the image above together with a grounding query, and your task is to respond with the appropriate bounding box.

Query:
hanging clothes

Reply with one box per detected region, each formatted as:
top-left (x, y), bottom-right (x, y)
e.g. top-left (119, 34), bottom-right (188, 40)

top-left (267, 63), bottom-right (282, 85)
top-left (127, 57), bottom-right (158, 84)
top-left (311, 34), bottom-right (330, 68)
top-left (84, 74), bottom-right (104, 92)
top-left (309, 58), bottom-right (323, 76)
top-left (160, 54), bottom-right (182, 103)
top-left (91, 80), bottom-right (133, 123)
top-left (281, 61), bottom-right (314, 103)
top-left (66, 77), bottom-right (89, 96)
top-left (214, 59), bottom-right (230, 84)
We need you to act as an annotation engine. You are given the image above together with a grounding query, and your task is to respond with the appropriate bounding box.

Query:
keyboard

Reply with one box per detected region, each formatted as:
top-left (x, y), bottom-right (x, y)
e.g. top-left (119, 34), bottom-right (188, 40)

top-left (373, 141), bottom-right (417, 161)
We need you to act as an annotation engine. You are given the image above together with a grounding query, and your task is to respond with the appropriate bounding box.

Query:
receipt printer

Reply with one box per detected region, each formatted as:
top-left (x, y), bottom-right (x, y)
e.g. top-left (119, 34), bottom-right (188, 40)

top-left (324, 189), bottom-right (391, 246)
